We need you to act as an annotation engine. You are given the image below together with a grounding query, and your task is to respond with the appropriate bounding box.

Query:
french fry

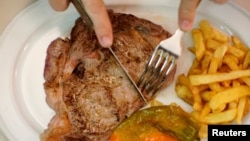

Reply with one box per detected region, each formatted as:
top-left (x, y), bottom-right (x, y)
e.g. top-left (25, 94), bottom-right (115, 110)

top-left (208, 82), bottom-right (222, 91)
top-left (191, 110), bottom-right (200, 121)
top-left (223, 55), bottom-right (240, 70)
top-left (200, 90), bottom-right (217, 102)
top-left (227, 46), bottom-right (246, 60)
top-left (243, 51), bottom-right (250, 69)
top-left (232, 35), bottom-right (249, 51)
top-left (175, 19), bottom-right (250, 139)
top-left (235, 96), bottom-right (247, 124)
top-left (192, 29), bottom-right (206, 61)
top-left (247, 98), bottom-right (250, 113)
top-left (232, 80), bottom-right (241, 87)
top-left (201, 51), bottom-right (213, 70)
top-left (200, 103), bottom-right (211, 118)
top-left (213, 44), bottom-right (228, 68)
top-left (202, 108), bottom-right (237, 124)
top-left (228, 101), bottom-right (238, 109)
top-left (206, 39), bottom-right (222, 50)
top-left (191, 86), bottom-right (203, 111)
top-left (245, 97), bottom-right (250, 113)
top-left (175, 84), bottom-right (193, 105)
top-left (209, 86), bottom-right (250, 110)
top-left (240, 77), bottom-right (250, 86)
top-left (199, 20), bottom-right (213, 40)
top-left (188, 59), bottom-right (201, 75)
top-left (224, 54), bottom-right (239, 64)
top-left (177, 74), bottom-right (190, 86)
top-left (212, 27), bottom-right (229, 43)
top-left (189, 70), bottom-right (250, 85)
top-left (199, 124), bottom-right (208, 138)
top-left (208, 57), bottom-right (219, 73)
top-left (212, 104), bottom-right (226, 113)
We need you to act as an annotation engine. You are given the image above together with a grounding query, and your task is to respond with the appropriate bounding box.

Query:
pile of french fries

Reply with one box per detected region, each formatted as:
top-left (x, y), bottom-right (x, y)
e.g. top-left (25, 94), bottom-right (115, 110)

top-left (175, 20), bottom-right (250, 138)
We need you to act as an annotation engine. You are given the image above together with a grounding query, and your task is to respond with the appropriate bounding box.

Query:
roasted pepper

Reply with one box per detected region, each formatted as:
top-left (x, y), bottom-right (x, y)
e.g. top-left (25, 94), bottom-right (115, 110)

top-left (110, 104), bottom-right (200, 141)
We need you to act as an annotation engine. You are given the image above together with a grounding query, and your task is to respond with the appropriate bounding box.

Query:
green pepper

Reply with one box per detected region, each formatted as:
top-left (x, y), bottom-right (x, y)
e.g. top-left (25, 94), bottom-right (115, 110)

top-left (110, 104), bottom-right (200, 141)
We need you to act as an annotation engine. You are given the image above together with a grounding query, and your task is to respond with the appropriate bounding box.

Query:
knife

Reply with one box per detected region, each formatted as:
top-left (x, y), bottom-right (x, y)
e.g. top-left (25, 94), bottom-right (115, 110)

top-left (70, 0), bottom-right (148, 103)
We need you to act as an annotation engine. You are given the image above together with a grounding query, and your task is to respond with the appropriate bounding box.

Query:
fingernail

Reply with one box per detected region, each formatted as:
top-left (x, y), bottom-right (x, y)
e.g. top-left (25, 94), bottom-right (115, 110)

top-left (181, 20), bottom-right (192, 31)
top-left (100, 36), bottom-right (112, 47)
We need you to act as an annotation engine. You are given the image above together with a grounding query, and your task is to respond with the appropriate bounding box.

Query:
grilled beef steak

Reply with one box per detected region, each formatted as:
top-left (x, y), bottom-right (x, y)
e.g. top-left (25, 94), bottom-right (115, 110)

top-left (41, 11), bottom-right (174, 141)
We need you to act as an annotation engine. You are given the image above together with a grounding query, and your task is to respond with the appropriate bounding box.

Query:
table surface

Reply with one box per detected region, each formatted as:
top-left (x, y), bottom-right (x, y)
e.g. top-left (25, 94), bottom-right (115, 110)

top-left (0, 0), bottom-right (250, 140)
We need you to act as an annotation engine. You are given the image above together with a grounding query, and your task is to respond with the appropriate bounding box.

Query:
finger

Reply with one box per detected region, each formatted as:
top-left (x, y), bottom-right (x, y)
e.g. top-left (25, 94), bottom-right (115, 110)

top-left (178, 0), bottom-right (201, 31)
top-left (49, 0), bottom-right (70, 11)
top-left (82, 0), bottom-right (113, 47)
top-left (211, 0), bottom-right (228, 4)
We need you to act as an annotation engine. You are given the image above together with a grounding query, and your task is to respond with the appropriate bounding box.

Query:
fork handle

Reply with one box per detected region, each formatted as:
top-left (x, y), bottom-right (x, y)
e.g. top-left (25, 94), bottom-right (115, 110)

top-left (160, 29), bottom-right (183, 57)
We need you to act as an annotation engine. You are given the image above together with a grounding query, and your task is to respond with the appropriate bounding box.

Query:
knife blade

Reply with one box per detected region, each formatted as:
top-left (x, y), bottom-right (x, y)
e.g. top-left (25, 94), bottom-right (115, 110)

top-left (70, 0), bottom-right (148, 103)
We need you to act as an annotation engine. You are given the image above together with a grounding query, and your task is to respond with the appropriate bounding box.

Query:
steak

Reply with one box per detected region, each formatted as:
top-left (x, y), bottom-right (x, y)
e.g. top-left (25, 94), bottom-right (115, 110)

top-left (41, 10), bottom-right (174, 141)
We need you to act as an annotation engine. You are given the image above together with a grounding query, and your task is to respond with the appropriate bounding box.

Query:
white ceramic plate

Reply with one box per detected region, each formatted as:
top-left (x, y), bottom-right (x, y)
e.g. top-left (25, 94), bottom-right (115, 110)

top-left (0, 0), bottom-right (250, 141)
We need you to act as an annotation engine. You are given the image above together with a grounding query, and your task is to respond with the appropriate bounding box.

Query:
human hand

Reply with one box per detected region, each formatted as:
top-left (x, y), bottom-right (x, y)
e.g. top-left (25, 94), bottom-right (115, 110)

top-left (49, 0), bottom-right (228, 47)
top-left (178, 0), bottom-right (228, 31)
top-left (49, 0), bottom-right (113, 48)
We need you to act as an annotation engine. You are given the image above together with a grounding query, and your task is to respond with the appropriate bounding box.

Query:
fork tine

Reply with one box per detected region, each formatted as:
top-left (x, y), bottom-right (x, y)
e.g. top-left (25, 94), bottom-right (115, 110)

top-left (137, 48), bottom-right (166, 92)
top-left (145, 51), bottom-right (176, 96)
top-left (137, 46), bottom-right (162, 87)
top-left (148, 57), bottom-right (176, 96)
top-left (141, 54), bottom-right (166, 91)
top-left (137, 29), bottom-right (183, 99)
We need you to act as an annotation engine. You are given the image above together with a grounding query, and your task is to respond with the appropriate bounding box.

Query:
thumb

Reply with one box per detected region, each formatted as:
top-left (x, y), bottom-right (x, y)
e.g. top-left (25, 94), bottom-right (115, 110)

top-left (49, 0), bottom-right (70, 11)
top-left (178, 0), bottom-right (201, 31)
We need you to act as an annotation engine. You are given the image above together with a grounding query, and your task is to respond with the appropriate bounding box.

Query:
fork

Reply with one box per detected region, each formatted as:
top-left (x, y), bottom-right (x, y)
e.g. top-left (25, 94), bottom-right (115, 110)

top-left (71, 0), bottom-right (183, 102)
top-left (70, 0), bottom-right (150, 103)
top-left (137, 29), bottom-right (183, 97)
